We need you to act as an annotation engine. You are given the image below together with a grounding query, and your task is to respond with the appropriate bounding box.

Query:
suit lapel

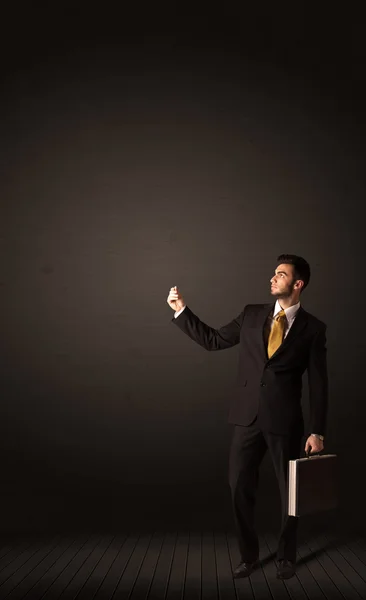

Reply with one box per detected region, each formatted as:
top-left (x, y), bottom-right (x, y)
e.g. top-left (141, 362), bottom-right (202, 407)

top-left (260, 303), bottom-right (275, 361)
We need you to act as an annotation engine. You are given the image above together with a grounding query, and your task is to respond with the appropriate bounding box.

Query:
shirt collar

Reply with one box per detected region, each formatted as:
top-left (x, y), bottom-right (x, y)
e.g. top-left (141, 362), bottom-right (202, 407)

top-left (274, 299), bottom-right (301, 322)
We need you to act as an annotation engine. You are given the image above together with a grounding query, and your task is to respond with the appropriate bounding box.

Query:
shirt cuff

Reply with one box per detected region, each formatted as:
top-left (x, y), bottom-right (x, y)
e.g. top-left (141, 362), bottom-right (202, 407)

top-left (174, 306), bottom-right (186, 318)
top-left (311, 433), bottom-right (324, 440)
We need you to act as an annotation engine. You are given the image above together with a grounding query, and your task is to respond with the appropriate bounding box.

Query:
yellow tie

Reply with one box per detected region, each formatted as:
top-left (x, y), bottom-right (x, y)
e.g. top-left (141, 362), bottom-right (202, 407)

top-left (267, 309), bottom-right (287, 358)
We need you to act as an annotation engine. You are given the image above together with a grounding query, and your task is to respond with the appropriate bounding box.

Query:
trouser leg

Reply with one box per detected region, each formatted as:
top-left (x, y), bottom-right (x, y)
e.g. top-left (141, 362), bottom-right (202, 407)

top-left (264, 429), bottom-right (303, 562)
top-left (228, 422), bottom-right (267, 562)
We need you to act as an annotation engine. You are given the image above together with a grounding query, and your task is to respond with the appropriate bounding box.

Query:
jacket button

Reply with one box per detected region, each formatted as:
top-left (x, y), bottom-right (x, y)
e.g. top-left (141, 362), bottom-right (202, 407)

top-left (260, 382), bottom-right (266, 387)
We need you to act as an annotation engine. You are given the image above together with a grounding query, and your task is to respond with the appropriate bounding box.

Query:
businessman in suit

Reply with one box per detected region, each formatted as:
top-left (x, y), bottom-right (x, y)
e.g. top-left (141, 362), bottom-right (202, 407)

top-left (166, 254), bottom-right (328, 580)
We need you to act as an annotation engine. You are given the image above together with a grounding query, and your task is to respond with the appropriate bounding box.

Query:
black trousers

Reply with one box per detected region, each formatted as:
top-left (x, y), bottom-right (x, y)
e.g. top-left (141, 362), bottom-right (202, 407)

top-left (228, 420), bottom-right (303, 563)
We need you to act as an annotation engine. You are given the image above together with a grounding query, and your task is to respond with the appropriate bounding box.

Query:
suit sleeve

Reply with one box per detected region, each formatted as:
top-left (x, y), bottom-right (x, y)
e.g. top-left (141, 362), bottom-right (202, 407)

top-left (171, 305), bottom-right (245, 351)
top-left (307, 325), bottom-right (328, 435)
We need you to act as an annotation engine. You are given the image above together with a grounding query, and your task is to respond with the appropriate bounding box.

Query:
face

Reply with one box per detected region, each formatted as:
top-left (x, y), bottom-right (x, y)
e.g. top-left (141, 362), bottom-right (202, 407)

top-left (270, 263), bottom-right (301, 298)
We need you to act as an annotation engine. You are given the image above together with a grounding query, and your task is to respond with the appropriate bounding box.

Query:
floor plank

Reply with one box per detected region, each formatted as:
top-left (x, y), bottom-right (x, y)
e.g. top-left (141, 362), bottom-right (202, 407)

top-left (296, 535), bottom-right (344, 600)
top-left (14, 537), bottom-right (79, 600)
top-left (183, 532), bottom-right (201, 600)
top-left (130, 532), bottom-right (165, 600)
top-left (214, 532), bottom-right (237, 600)
top-left (23, 534), bottom-right (90, 600)
top-left (57, 533), bottom-right (115, 599)
top-left (305, 535), bottom-right (364, 599)
top-left (76, 534), bottom-right (129, 600)
top-left (147, 532), bottom-right (177, 600)
top-left (201, 531), bottom-right (218, 600)
top-left (165, 532), bottom-right (189, 600)
top-left (0, 538), bottom-right (35, 577)
top-left (41, 534), bottom-right (102, 600)
top-left (0, 535), bottom-right (63, 599)
top-left (95, 532), bottom-right (148, 599)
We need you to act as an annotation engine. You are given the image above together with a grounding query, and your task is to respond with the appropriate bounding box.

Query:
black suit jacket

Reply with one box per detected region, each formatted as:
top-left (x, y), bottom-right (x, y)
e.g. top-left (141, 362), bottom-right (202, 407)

top-left (172, 303), bottom-right (328, 436)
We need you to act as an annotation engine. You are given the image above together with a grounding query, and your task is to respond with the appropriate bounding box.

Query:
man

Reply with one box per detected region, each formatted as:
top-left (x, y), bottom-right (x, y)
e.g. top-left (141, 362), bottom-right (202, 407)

top-left (166, 254), bottom-right (328, 580)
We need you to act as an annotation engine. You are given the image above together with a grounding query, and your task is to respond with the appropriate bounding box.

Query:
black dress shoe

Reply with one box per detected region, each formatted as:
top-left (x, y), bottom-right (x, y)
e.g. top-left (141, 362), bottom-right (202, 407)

top-left (276, 559), bottom-right (296, 579)
top-left (233, 559), bottom-right (260, 578)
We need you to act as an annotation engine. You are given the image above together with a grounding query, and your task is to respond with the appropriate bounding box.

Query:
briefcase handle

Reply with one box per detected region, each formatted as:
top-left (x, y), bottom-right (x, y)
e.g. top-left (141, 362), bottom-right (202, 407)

top-left (305, 450), bottom-right (323, 458)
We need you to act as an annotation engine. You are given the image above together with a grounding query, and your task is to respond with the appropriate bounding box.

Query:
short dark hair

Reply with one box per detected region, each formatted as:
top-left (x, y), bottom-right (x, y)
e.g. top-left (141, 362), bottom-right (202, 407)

top-left (276, 254), bottom-right (311, 292)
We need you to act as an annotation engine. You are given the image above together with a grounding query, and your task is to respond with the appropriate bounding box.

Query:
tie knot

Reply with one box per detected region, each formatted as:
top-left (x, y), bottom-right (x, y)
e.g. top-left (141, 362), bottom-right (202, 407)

top-left (275, 309), bottom-right (286, 322)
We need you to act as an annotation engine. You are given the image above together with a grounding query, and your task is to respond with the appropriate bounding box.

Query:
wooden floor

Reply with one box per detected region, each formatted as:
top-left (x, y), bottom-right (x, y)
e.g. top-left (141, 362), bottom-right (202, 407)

top-left (0, 530), bottom-right (366, 599)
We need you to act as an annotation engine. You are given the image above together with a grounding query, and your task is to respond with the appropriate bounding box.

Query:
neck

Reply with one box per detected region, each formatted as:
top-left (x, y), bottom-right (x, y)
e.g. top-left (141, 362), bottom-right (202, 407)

top-left (277, 296), bottom-right (300, 310)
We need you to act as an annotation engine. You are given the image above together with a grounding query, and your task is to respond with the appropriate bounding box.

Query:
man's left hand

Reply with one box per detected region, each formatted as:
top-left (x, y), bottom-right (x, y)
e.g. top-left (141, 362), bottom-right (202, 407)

top-left (304, 435), bottom-right (324, 455)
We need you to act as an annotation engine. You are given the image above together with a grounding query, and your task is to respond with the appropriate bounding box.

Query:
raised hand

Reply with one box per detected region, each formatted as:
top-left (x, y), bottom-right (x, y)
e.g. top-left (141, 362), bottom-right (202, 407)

top-left (167, 286), bottom-right (186, 312)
